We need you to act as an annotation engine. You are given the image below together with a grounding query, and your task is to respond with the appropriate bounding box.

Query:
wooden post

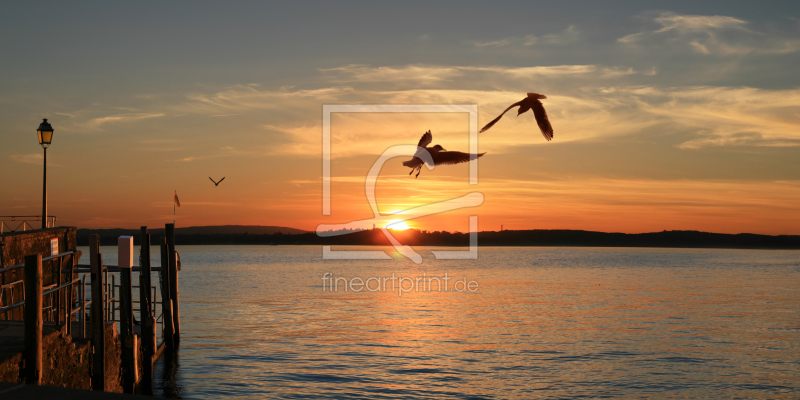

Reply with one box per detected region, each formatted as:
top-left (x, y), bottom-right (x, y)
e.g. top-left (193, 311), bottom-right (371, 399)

top-left (118, 236), bottom-right (136, 393)
top-left (139, 227), bottom-right (154, 394)
top-left (159, 238), bottom-right (174, 348)
top-left (23, 254), bottom-right (43, 385)
top-left (89, 234), bottom-right (105, 391)
top-left (166, 223), bottom-right (180, 344)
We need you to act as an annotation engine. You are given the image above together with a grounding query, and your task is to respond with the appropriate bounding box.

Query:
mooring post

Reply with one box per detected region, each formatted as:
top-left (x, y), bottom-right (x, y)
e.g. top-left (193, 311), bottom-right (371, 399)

top-left (166, 223), bottom-right (180, 344)
top-left (118, 236), bottom-right (136, 393)
top-left (23, 254), bottom-right (43, 385)
top-left (160, 238), bottom-right (174, 349)
top-left (140, 226), bottom-right (155, 394)
top-left (89, 234), bottom-right (106, 391)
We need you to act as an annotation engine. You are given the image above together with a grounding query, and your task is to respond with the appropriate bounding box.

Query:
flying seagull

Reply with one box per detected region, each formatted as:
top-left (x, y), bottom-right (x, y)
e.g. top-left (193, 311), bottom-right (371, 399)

top-left (209, 177), bottom-right (225, 186)
top-left (403, 130), bottom-right (486, 178)
top-left (480, 92), bottom-right (554, 141)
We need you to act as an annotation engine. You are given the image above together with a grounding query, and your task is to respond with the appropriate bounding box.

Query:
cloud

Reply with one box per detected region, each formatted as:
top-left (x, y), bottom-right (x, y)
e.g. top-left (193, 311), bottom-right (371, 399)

top-left (474, 38), bottom-right (513, 48)
top-left (541, 24), bottom-right (580, 45)
top-left (167, 71), bottom-right (800, 155)
top-left (87, 112), bottom-right (165, 128)
top-left (10, 153), bottom-right (63, 167)
top-left (678, 132), bottom-right (800, 149)
top-left (319, 64), bottom-right (622, 87)
top-left (320, 64), bottom-right (461, 84)
top-left (10, 153), bottom-right (44, 165)
top-left (619, 12), bottom-right (800, 56)
top-left (471, 25), bottom-right (579, 49)
top-left (628, 86), bottom-right (800, 148)
top-left (653, 14), bottom-right (751, 34)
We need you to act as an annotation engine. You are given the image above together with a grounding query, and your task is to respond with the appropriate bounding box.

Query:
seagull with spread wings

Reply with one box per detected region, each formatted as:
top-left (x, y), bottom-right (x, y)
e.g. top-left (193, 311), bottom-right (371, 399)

top-left (209, 177), bottom-right (225, 186)
top-left (480, 92), bottom-right (554, 141)
top-left (403, 130), bottom-right (486, 178)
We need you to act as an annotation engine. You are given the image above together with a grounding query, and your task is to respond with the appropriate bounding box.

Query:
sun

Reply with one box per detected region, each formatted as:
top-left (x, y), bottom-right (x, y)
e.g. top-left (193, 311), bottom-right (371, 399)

top-left (386, 219), bottom-right (410, 230)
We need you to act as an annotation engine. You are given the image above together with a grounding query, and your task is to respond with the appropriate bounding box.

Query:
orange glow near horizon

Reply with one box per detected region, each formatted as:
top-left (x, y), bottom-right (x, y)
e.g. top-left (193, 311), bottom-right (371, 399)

top-left (386, 220), bottom-right (410, 230)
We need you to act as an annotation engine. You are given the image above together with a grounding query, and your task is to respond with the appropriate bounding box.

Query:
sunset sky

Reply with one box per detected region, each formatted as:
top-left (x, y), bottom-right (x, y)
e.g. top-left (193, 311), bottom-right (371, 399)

top-left (1, 1), bottom-right (799, 234)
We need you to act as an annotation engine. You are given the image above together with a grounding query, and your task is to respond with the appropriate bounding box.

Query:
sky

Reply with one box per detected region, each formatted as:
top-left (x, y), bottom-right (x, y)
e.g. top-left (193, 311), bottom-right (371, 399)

top-left (1, 1), bottom-right (799, 234)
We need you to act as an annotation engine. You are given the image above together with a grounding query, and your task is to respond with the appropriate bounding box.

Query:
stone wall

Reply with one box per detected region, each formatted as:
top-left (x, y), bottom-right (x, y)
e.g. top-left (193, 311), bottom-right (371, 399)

top-left (0, 322), bottom-right (124, 391)
top-left (0, 227), bottom-right (79, 319)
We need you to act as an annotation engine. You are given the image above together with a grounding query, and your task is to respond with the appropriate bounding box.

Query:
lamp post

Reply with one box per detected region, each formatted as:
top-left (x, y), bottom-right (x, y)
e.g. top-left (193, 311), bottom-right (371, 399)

top-left (37, 119), bottom-right (53, 229)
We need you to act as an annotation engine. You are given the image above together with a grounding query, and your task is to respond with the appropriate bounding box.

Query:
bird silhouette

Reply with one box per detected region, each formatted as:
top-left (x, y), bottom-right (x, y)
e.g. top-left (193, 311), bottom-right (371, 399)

top-left (209, 177), bottom-right (225, 186)
top-left (403, 130), bottom-right (486, 178)
top-left (480, 92), bottom-right (553, 140)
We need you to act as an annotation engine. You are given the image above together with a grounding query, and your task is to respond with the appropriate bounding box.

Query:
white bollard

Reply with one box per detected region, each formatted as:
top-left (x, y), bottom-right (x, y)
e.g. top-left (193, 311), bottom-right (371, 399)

top-left (118, 236), bottom-right (134, 269)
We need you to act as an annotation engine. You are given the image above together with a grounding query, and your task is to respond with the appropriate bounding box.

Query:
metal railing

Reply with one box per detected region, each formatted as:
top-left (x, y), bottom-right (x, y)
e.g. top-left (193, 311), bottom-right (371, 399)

top-left (72, 264), bottom-right (165, 337)
top-left (0, 251), bottom-right (163, 340)
top-left (0, 215), bottom-right (57, 233)
top-left (0, 251), bottom-right (77, 326)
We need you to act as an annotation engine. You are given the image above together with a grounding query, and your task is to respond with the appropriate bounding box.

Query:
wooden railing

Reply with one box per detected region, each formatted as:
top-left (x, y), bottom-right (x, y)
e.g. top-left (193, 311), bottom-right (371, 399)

top-left (0, 224), bottom-right (181, 394)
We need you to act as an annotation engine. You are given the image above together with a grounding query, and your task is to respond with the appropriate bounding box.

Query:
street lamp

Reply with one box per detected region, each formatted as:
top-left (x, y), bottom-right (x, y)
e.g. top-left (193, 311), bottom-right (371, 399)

top-left (37, 118), bottom-right (53, 229)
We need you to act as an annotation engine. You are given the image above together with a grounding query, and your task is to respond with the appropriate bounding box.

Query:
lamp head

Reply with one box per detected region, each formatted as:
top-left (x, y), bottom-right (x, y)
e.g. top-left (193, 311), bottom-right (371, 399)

top-left (37, 118), bottom-right (54, 148)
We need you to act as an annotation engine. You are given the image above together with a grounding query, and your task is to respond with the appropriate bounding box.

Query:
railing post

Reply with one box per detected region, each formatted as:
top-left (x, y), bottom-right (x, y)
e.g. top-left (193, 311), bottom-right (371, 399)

top-left (160, 238), bottom-right (174, 349)
top-left (166, 223), bottom-right (180, 345)
top-left (89, 234), bottom-right (105, 391)
top-left (118, 236), bottom-right (136, 393)
top-left (55, 253), bottom-right (62, 326)
top-left (23, 254), bottom-right (43, 385)
top-left (139, 227), bottom-right (155, 394)
top-left (67, 250), bottom-right (77, 336)
top-left (80, 276), bottom-right (86, 340)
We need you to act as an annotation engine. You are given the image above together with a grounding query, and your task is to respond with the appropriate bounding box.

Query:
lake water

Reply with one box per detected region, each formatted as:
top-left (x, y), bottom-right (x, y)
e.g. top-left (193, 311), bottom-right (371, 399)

top-left (86, 245), bottom-right (800, 399)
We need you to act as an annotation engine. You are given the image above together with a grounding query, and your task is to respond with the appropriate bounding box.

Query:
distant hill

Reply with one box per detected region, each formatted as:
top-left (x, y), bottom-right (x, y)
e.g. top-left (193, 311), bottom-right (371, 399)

top-left (77, 225), bottom-right (307, 245)
top-left (76, 226), bottom-right (800, 249)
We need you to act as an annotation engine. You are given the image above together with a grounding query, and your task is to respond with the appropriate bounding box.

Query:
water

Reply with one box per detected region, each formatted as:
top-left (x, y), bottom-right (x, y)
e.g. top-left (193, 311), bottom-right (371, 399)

top-left (86, 245), bottom-right (800, 399)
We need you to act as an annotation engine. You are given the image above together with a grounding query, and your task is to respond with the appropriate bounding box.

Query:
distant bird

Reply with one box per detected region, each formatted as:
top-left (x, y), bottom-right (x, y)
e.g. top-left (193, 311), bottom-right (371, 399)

top-left (403, 130), bottom-right (486, 178)
top-left (480, 92), bottom-right (554, 141)
top-left (209, 177), bottom-right (225, 186)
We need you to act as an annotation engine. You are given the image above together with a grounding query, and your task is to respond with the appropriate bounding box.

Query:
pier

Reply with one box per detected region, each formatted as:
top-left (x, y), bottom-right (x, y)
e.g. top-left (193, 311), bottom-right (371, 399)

top-left (0, 223), bottom-right (182, 395)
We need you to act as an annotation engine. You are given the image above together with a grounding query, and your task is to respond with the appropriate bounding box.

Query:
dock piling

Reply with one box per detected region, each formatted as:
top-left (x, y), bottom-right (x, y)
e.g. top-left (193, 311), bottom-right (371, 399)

top-left (166, 223), bottom-right (180, 345)
top-left (118, 236), bottom-right (136, 393)
top-left (89, 234), bottom-right (106, 391)
top-left (23, 254), bottom-right (43, 385)
top-left (159, 238), bottom-right (174, 349)
top-left (139, 226), bottom-right (155, 394)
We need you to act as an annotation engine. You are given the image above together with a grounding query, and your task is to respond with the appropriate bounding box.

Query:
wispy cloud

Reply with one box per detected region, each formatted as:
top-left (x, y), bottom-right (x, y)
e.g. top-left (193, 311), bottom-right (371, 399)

top-left (10, 153), bottom-right (63, 167)
top-left (619, 12), bottom-right (800, 55)
top-left (87, 112), bottom-right (165, 128)
top-left (471, 25), bottom-right (580, 48)
top-left (679, 132), bottom-right (800, 149)
top-left (320, 64), bottom-right (461, 84)
top-left (474, 38), bottom-right (513, 48)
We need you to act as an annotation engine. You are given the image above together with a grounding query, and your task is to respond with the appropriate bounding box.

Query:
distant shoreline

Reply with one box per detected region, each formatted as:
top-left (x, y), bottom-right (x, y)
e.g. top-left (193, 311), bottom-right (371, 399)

top-left (76, 226), bottom-right (800, 250)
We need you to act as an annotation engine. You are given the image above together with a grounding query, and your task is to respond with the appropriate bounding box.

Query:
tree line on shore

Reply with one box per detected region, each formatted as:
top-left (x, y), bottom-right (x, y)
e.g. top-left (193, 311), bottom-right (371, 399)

top-left (76, 227), bottom-right (800, 249)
